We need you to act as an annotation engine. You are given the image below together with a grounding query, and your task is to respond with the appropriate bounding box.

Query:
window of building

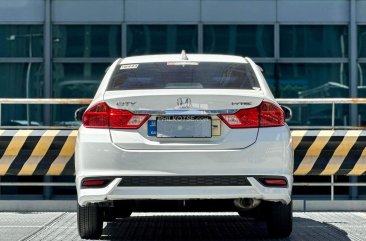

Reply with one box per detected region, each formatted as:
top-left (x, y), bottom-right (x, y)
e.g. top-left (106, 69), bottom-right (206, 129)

top-left (258, 63), bottom-right (349, 126)
top-left (278, 63), bottom-right (349, 126)
top-left (257, 63), bottom-right (276, 93)
top-left (358, 63), bottom-right (366, 90)
top-left (204, 25), bottom-right (274, 57)
top-left (52, 63), bottom-right (109, 125)
top-left (278, 63), bottom-right (348, 98)
top-left (357, 63), bottom-right (366, 125)
top-left (52, 24), bottom-right (120, 125)
top-left (0, 63), bottom-right (44, 125)
top-left (359, 26), bottom-right (366, 57)
top-left (127, 25), bottom-right (198, 56)
top-left (280, 25), bottom-right (348, 57)
top-left (0, 25), bottom-right (43, 57)
top-left (53, 25), bottom-right (121, 57)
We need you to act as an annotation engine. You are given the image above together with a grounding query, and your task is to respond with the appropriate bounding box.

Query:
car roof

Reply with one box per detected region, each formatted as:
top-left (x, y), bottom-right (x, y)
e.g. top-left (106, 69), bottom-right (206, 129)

top-left (120, 54), bottom-right (248, 64)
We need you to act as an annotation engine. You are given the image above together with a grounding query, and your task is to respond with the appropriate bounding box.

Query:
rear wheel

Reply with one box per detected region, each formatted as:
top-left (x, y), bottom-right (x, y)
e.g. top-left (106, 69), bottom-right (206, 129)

top-left (77, 203), bottom-right (103, 239)
top-left (266, 201), bottom-right (292, 238)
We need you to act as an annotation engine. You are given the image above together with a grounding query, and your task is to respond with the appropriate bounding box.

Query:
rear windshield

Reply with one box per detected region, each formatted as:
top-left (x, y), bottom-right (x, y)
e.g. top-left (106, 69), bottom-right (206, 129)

top-left (108, 61), bottom-right (260, 90)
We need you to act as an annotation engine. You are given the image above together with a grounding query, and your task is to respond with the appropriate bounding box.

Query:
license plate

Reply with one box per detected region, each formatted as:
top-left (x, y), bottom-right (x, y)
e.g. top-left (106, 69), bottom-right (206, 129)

top-left (156, 116), bottom-right (212, 138)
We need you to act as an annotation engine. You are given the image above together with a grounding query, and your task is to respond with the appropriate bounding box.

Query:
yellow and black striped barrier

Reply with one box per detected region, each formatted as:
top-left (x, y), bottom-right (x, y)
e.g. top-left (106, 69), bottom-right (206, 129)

top-left (293, 130), bottom-right (366, 176)
top-left (0, 129), bottom-right (366, 176)
top-left (0, 129), bottom-right (77, 176)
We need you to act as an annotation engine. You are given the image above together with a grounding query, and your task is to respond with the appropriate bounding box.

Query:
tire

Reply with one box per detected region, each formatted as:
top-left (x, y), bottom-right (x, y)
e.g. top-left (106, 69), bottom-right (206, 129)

top-left (77, 203), bottom-right (103, 239)
top-left (266, 201), bottom-right (292, 238)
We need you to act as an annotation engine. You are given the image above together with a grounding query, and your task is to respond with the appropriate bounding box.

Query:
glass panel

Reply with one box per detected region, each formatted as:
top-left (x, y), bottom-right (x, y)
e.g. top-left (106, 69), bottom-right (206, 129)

top-left (127, 25), bottom-right (198, 56)
top-left (53, 25), bottom-right (121, 57)
top-left (109, 62), bottom-right (259, 90)
top-left (280, 25), bottom-right (348, 57)
top-left (0, 63), bottom-right (44, 125)
top-left (204, 25), bottom-right (274, 57)
top-left (285, 103), bottom-right (348, 126)
top-left (358, 63), bottom-right (366, 91)
top-left (278, 63), bottom-right (349, 126)
top-left (359, 26), bottom-right (366, 57)
top-left (0, 25), bottom-right (43, 57)
top-left (357, 63), bottom-right (366, 125)
top-left (52, 63), bottom-right (110, 125)
top-left (257, 63), bottom-right (276, 95)
top-left (278, 63), bottom-right (348, 98)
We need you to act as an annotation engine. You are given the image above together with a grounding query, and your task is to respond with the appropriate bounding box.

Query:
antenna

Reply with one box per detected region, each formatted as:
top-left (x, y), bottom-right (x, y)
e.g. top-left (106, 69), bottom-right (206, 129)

top-left (181, 50), bottom-right (188, 60)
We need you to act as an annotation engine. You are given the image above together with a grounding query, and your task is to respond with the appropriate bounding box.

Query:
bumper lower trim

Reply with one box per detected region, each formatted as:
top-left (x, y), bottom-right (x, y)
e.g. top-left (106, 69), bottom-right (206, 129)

top-left (117, 176), bottom-right (250, 187)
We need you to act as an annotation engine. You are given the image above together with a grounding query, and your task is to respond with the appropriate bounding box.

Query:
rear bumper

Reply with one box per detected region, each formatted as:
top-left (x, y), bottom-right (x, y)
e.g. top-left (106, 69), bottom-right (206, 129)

top-left (77, 176), bottom-right (291, 206)
top-left (75, 125), bottom-right (293, 206)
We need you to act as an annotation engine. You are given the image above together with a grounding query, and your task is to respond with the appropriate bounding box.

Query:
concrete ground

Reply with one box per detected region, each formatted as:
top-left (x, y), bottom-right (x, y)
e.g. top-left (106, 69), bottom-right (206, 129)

top-left (1, 212), bottom-right (365, 241)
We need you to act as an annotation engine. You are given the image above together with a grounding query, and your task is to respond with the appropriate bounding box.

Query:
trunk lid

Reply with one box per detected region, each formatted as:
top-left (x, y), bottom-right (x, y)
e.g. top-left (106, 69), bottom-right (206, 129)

top-left (104, 89), bottom-right (263, 150)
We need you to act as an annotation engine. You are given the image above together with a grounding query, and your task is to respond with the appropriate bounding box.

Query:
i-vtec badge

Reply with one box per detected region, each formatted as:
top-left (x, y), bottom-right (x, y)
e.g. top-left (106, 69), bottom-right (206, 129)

top-left (177, 97), bottom-right (192, 109)
top-left (232, 102), bottom-right (252, 106)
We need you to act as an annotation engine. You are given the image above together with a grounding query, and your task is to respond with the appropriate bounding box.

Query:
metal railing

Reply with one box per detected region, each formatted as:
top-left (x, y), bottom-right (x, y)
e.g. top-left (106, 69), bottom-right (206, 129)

top-left (275, 98), bottom-right (366, 200)
top-left (277, 98), bottom-right (366, 128)
top-left (0, 97), bottom-right (365, 201)
top-left (0, 98), bottom-right (92, 126)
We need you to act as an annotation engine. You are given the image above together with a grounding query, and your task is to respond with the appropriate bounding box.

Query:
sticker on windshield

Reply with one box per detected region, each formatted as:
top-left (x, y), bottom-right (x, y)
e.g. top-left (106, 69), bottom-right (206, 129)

top-left (120, 64), bottom-right (139, 70)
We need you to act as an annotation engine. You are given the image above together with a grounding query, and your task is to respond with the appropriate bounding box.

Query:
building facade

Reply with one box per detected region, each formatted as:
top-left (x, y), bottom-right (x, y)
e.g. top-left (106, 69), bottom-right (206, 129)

top-left (0, 0), bottom-right (365, 126)
top-left (0, 0), bottom-right (366, 199)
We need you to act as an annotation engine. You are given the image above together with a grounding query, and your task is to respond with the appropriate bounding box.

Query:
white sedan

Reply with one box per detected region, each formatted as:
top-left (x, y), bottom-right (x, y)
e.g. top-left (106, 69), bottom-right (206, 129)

top-left (75, 52), bottom-right (293, 239)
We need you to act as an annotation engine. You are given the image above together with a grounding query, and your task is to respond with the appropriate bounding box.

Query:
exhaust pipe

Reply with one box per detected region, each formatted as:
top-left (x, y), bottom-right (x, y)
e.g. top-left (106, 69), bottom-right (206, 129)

top-left (234, 198), bottom-right (261, 210)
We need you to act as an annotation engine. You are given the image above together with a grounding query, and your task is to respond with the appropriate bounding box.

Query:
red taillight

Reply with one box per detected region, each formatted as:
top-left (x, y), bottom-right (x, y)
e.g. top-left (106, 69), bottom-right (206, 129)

top-left (259, 101), bottom-right (285, 127)
top-left (218, 101), bottom-right (284, 129)
top-left (262, 178), bottom-right (287, 187)
top-left (218, 107), bottom-right (259, 128)
top-left (82, 102), bottom-right (150, 129)
top-left (82, 102), bottom-right (109, 128)
top-left (109, 108), bottom-right (150, 129)
top-left (82, 179), bottom-right (106, 187)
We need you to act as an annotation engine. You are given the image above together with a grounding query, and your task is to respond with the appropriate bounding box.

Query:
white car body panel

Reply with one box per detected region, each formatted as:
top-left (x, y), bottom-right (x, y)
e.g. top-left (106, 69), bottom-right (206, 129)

top-left (105, 89), bottom-right (263, 150)
top-left (104, 89), bottom-right (263, 111)
top-left (76, 54), bottom-right (293, 207)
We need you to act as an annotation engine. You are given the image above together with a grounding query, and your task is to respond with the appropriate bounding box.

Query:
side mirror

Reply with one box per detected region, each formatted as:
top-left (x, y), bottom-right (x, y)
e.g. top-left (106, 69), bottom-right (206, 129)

top-left (281, 105), bottom-right (292, 122)
top-left (75, 106), bottom-right (88, 122)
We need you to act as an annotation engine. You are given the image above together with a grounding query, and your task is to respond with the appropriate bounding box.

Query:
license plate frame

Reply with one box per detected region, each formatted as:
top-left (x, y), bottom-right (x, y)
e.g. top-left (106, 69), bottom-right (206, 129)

top-left (156, 115), bottom-right (212, 138)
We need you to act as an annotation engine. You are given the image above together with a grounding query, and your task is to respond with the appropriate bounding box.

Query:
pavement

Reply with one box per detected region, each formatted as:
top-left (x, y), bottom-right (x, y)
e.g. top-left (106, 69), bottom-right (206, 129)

top-left (1, 212), bottom-right (365, 241)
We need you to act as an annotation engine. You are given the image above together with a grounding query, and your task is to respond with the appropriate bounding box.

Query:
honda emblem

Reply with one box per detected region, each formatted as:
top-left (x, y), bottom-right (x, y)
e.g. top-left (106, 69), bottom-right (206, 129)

top-left (177, 97), bottom-right (192, 109)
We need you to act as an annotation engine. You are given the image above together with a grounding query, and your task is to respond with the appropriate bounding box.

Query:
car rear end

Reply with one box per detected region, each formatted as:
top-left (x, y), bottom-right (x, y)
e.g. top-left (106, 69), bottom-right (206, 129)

top-left (75, 54), bottom-right (293, 239)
